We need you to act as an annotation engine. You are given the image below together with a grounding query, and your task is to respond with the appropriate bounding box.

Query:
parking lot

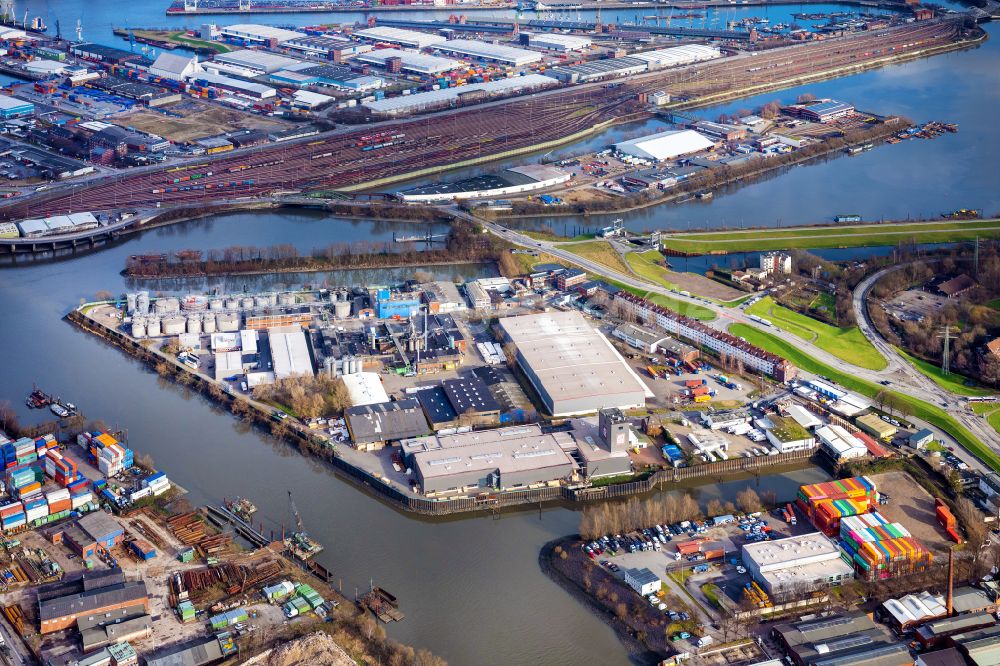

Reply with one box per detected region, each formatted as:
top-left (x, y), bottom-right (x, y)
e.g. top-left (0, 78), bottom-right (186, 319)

top-left (883, 289), bottom-right (949, 323)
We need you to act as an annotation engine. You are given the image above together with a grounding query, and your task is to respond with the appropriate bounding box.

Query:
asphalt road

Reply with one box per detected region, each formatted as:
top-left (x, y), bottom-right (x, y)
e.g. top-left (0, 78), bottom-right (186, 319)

top-left (468, 210), bottom-right (998, 473)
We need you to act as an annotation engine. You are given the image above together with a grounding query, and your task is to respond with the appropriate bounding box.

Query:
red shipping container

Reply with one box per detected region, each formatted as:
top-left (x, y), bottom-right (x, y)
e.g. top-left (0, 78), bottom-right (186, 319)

top-left (0, 504), bottom-right (23, 517)
top-left (47, 500), bottom-right (72, 514)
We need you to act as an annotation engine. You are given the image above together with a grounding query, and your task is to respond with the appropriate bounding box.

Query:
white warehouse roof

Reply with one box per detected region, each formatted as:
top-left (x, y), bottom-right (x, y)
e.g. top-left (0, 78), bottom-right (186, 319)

top-left (341, 372), bottom-right (390, 407)
top-left (268, 326), bottom-right (312, 380)
top-left (357, 48), bottom-right (463, 74)
top-left (354, 26), bottom-right (447, 48)
top-left (614, 129), bottom-right (715, 162)
top-left (629, 44), bottom-right (721, 68)
top-left (219, 23), bottom-right (306, 43)
top-left (524, 32), bottom-right (592, 51)
top-left (743, 533), bottom-right (842, 573)
top-left (435, 39), bottom-right (542, 66)
top-left (816, 425), bottom-right (868, 459)
top-left (363, 74), bottom-right (557, 115)
top-left (212, 49), bottom-right (303, 74)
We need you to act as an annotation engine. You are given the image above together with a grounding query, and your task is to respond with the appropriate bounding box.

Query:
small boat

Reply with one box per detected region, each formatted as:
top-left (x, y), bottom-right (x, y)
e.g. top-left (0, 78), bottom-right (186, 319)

top-left (224, 496), bottom-right (257, 521)
top-left (50, 403), bottom-right (69, 418)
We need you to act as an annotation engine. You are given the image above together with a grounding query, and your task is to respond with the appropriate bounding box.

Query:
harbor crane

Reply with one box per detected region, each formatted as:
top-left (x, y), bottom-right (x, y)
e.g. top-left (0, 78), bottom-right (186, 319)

top-left (288, 489), bottom-right (305, 535)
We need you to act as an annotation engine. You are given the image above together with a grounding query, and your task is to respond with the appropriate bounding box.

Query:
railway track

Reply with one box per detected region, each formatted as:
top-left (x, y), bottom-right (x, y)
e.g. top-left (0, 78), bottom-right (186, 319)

top-left (0, 20), bottom-right (962, 219)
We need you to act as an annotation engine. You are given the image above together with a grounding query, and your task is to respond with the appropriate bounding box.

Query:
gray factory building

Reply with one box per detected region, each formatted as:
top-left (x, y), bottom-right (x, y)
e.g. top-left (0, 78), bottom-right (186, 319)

top-left (402, 425), bottom-right (577, 495)
top-left (498, 311), bottom-right (652, 416)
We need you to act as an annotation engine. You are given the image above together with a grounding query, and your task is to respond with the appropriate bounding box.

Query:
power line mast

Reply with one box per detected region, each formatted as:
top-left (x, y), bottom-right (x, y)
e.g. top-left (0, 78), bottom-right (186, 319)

top-left (937, 325), bottom-right (959, 375)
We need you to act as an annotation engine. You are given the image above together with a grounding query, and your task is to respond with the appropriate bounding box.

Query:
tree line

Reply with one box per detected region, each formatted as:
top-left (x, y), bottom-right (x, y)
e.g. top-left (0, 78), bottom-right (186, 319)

top-left (578, 487), bottom-right (766, 539)
top-left (124, 220), bottom-right (505, 278)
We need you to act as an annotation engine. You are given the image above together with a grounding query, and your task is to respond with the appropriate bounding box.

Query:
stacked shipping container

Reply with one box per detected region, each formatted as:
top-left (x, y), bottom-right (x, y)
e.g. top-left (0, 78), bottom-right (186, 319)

top-left (839, 511), bottom-right (932, 580)
top-left (935, 498), bottom-right (962, 544)
top-left (797, 476), bottom-right (878, 536)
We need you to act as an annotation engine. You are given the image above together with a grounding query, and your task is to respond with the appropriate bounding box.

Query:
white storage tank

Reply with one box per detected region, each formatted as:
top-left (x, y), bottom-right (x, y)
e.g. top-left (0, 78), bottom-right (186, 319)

top-left (162, 315), bottom-right (186, 335)
top-left (202, 314), bottom-right (217, 333)
top-left (187, 314), bottom-right (202, 334)
top-left (267, 292), bottom-right (278, 306)
top-left (181, 294), bottom-right (208, 311)
top-left (146, 318), bottom-right (161, 337)
top-left (255, 295), bottom-right (269, 308)
top-left (126, 293), bottom-right (138, 314)
top-left (334, 300), bottom-right (351, 319)
top-left (136, 292), bottom-right (150, 316)
top-left (209, 299), bottom-right (224, 311)
top-left (241, 297), bottom-right (255, 310)
top-left (131, 317), bottom-right (146, 339)
top-left (216, 313), bottom-right (239, 332)
top-left (154, 297), bottom-right (180, 315)
top-left (278, 293), bottom-right (296, 306)
top-left (225, 298), bottom-right (240, 310)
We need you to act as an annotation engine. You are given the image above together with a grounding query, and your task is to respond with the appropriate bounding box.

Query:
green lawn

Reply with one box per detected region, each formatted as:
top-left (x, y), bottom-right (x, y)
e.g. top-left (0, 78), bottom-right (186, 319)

top-left (899, 350), bottom-right (995, 397)
top-left (558, 240), bottom-right (631, 275)
top-left (625, 250), bottom-right (679, 290)
top-left (604, 279), bottom-right (716, 321)
top-left (746, 297), bottom-right (886, 371)
top-left (659, 219), bottom-right (1000, 254)
top-left (988, 299), bottom-right (1000, 311)
top-left (729, 323), bottom-right (1000, 473)
top-left (521, 229), bottom-right (594, 242)
top-left (971, 402), bottom-right (1000, 437)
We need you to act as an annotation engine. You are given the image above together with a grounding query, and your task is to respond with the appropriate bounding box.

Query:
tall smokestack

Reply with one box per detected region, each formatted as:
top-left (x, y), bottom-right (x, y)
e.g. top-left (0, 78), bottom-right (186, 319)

top-left (947, 547), bottom-right (954, 616)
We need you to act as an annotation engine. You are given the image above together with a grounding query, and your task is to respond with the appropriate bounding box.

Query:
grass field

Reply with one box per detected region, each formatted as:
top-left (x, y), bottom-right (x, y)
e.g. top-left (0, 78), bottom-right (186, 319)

top-left (659, 219), bottom-right (1000, 254)
top-left (971, 402), bottom-right (1000, 436)
top-left (603, 279), bottom-right (717, 321)
top-left (625, 250), bottom-right (679, 289)
top-left (899, 350), bottom-right (995, 397)
top-left (746, 297), bottom-right (886, 370)
top-left (522, 229), bottom-right (594, 242)
top-left (558, 240), bottom-right (631, 275)
top-left (729, 323), bottom-right (1000, 473)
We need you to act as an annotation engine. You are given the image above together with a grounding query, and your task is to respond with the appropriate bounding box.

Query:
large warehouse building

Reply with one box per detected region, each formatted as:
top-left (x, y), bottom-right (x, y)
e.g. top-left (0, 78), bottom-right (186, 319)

top-left (356, 48), bottom-right (463, 74)
top-left (434, 39), bottom-right (542, 66)
top-left (354, 26), bottom-right (447, 49)
top-left (363, 74), bottom-right (557, 118)
top-left (630, 44), bottom-right (721, 68)
top-left (498, 311), bottom-right (652, 416)
top-left (614, 129), bottom-right (715, 162)
top-left (742, 533), bottom-right (854, 598)
top-left (219, 23), bottom-right (305, 45)
top-left (207, 49), bottom-right (302, 76)
top-left (398, 164), bottom-right (570, 202)
top-left (402, 424), bottom-right (577, 495)
top-left (268, 326), bottom-right (313, 379)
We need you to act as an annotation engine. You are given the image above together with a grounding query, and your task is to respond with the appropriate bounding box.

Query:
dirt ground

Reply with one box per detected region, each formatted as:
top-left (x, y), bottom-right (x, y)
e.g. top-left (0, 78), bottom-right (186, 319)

top-left (867, 470), bottom-right (953, 557)
top-left (883, 289), bottom-right (948, 323)
top-left (121, 100), bottom-right (289, 143)
top-left (243, 631), bottom-right (354, 666)
top-left (662, 269), bottom-right (745, 302)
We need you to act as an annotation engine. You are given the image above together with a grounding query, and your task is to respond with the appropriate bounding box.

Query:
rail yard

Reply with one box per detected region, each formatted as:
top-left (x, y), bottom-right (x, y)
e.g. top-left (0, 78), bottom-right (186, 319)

top-left (0, 19), bottom-right (967, 220)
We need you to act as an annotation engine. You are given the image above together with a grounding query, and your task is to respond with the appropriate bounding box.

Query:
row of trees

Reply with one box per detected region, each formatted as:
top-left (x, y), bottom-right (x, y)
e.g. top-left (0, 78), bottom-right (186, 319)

top-left (578, 487), bottom-right (766, 539)
top-left (251, 375), bottom-right (351, 420)
top-left (125, 220), bottom-right (503, 277)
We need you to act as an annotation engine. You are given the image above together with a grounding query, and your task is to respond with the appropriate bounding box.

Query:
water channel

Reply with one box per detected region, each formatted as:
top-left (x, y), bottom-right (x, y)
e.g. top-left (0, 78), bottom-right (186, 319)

top-left (0, 5), bottom-right (995, 663)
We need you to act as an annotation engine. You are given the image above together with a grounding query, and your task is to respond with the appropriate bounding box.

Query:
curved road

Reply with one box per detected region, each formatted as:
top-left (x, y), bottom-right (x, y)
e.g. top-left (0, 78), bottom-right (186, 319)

top-left (854, 266), bottom-right (1000, 454)
top-left (466, 209), bottom-right (999, 471)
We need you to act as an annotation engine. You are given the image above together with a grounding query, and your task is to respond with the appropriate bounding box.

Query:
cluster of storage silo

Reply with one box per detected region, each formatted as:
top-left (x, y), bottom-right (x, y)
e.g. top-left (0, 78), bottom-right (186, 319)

top-left (162, 315), bottom-right (187, 336)
top-left (324, 355), bottom-right (362, 377)
top-left (154, 297), bottom-right (181, 316)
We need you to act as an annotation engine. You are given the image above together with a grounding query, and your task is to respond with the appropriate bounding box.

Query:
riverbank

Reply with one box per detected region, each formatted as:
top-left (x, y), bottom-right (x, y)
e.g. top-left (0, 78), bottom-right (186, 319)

top-left (67, 303), bottom-right (820, 516)
top-left (659, 218), bottom-right (1000, 254)
top-left (344, 24), bottom-right (983, 197)
top-left (540, 536), bottom-right (666, 665)
top-left (481, 115), bottom-right (913, 220)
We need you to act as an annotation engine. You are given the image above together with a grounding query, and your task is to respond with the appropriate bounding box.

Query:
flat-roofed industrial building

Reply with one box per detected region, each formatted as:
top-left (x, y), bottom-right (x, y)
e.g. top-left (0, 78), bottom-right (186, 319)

top-left (355, 26), bottom-right (447, 49)
top-left (434, 39), bottom-right (543, 66)
top-left (403, 424), bottom-right (577, 495)
top-left (208, 49), bottom-right (303, 76)
top-left (268, 326), bottom-right (313, 379)
top-left (357, 48), bottom-right (463, 74)
top-left (498, 311), bottom-right (652, 416)
top-left (219, 23), bottom-right (305, 45)
top-left (743, 533), bottom-right (854, 598)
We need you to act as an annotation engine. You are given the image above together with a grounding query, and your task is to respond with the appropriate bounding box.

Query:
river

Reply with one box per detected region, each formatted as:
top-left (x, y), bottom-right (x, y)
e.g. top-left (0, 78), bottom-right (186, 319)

top-left (0, 5), bottom-right (995, 664)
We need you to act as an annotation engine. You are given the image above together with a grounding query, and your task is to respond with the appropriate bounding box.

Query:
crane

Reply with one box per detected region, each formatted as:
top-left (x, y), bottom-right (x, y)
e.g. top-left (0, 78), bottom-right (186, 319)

top-left (288, 490), bottom-right (305, 535)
